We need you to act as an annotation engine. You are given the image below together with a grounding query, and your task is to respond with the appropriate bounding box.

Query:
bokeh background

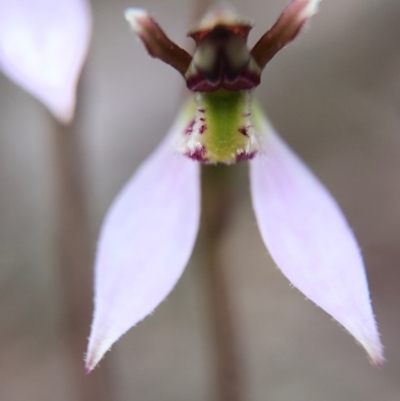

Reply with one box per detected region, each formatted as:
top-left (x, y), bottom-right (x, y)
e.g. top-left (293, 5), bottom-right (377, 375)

top-left (1, 0), bottom-right (400, 400)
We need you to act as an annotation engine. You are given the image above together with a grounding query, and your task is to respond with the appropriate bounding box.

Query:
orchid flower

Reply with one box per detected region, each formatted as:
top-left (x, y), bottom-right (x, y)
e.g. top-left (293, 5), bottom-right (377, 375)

top-left (85, 0), bottom-right (383, 372)
top-left (0, 0), bottom-right (91, 124)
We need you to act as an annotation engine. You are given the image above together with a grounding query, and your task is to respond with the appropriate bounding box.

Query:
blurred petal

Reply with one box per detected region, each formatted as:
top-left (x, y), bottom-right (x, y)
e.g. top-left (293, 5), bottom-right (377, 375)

top-left (249, 113), bottom-right (383, 365)
top-left (0, 0), bottom-right (91, 123)
top-left (85, 112), bottom-right (201, 372)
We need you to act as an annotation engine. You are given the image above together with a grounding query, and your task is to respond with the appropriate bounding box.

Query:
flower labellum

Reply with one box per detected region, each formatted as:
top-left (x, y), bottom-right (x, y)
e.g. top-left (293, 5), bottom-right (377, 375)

top-left (85, 0), bottom-right (383, 372)
top-left (0, 0), bottom-right (92, 124)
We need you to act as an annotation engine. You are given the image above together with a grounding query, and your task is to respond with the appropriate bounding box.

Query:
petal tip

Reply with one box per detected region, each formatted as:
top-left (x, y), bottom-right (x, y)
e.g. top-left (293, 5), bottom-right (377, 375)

top-left (85, 329), bottom-right (114, 374)
top-left (284, 0), bottom-right (321, 23)
top-left (373, 357), bottom-right (385, 370)
top-left (301, 0), bottom-right (321, 19)
top-left (124, 8), bottom-right (148, 32)
top-left (84, 349), bottom-right (98, 374)
top-left (364, 341), bottom-right (385, 369)
top-left (374, 359), bottom-right (385, 370)
top-left (84, 341), bottom-right (106, 374)
top-left (51, 98), bottom-right (76, 125)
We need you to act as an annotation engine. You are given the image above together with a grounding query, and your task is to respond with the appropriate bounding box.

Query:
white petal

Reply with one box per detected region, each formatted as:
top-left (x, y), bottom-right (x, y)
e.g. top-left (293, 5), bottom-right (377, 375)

top-left (86, 112), bottom-right (201, 372)
top-left (250, 113), bottom-right (383, 365)
top-left (0, 0), bottom-right (91, 123)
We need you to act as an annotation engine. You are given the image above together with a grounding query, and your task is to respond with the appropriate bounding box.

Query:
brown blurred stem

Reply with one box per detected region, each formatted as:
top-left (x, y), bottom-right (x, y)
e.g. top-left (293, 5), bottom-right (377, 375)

top-left (49, 68), bottom-right (114, 401)
top-left (201, 165), bottom-right (244, 401)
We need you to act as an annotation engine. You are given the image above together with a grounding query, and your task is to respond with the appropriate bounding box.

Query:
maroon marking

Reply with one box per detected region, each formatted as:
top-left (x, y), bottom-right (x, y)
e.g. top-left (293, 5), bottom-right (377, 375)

top-left (184, 119), bottom-right (195, 135)
top-left (199, 117), bottom-right (205, 122)
top-left (236, 151), bottom-right (257, 163)
top-left (221, 69), bottom-right (260, 91)
top-left (198, 108), bottom-right (205, 113)
top-left (199, 124), bottom-right (207, 134)
top-left (186, 72), bottom-right (219, 92)
top-left (238, 126), bottom-right (249, 137)
top-left (185, 145), bottom-right (209, 163)
top-left (186, 68), bottom-right (260, 92)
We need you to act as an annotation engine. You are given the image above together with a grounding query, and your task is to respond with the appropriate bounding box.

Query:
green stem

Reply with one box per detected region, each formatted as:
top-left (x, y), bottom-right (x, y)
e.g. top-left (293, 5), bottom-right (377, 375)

top-left (201, 165), bottom-right (244, 401)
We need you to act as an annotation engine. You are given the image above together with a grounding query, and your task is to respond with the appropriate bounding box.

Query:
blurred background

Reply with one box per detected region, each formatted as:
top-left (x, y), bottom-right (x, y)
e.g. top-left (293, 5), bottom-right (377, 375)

top-left (1, 0), bottom-right (400, 400)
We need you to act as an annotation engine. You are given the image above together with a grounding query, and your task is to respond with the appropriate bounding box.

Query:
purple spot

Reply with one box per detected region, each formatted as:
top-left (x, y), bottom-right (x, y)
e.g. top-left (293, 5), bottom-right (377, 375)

top-left (185, 146), bottom-right (209, 163)
top-left (198, 108), bottom-right (205, 113)
top-left (184, 119), bottom-right (195, 135)
top-left (199, 124), bottom-right (207, 134)
top-left (199, 117), bottom-right (205, 122)
top-left (238, 126), bottom-right (249, 137)
top-left (236, 151), bottom-right (257, 163)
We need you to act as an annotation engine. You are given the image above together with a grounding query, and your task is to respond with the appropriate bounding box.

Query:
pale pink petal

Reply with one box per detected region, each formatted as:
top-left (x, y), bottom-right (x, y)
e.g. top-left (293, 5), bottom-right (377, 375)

top-left (85, 115), bottom-right (201, 372)
top-left (0, 0), bottom-right (91, 124)
top-left (250, 115), bottom-right (383, 365)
